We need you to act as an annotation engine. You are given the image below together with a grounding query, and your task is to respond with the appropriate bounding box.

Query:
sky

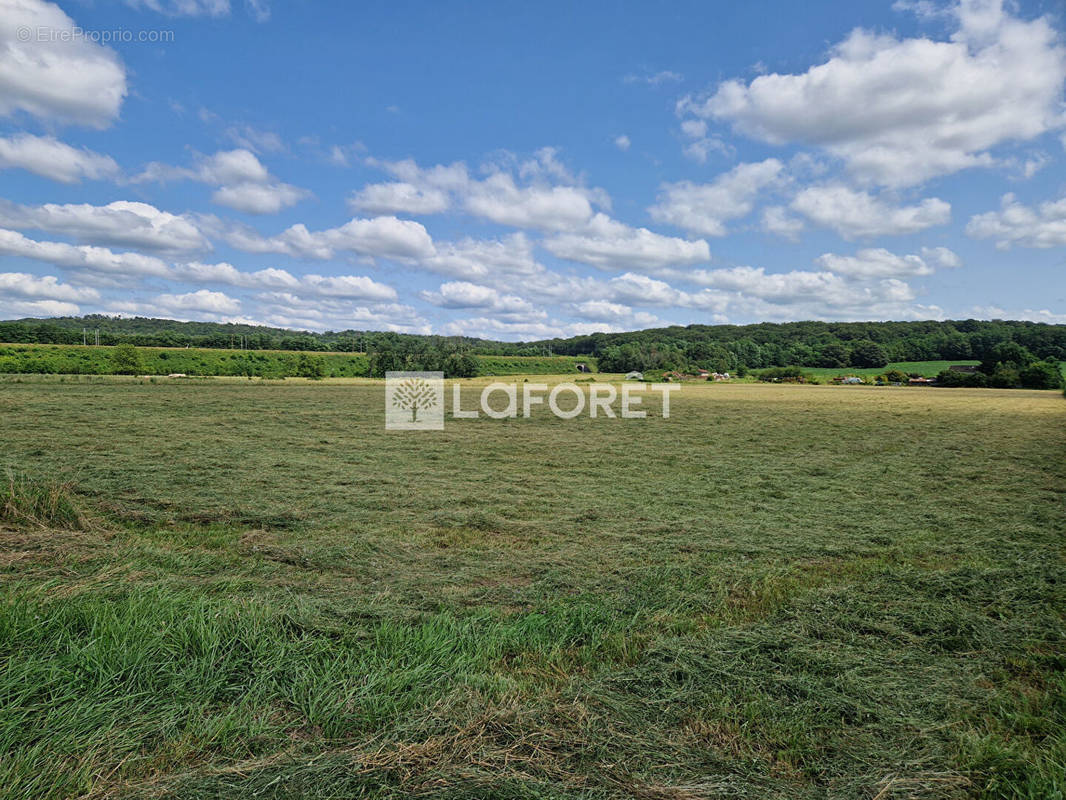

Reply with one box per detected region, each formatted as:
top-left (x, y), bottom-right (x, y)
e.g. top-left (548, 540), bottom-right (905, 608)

top-left (0, 0), bottom-right (1064, 340)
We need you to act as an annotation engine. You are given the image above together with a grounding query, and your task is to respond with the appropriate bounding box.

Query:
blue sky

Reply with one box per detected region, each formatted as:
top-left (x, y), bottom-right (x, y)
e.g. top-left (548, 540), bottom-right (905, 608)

top-left (0, 0), bottom-right (1064, 339)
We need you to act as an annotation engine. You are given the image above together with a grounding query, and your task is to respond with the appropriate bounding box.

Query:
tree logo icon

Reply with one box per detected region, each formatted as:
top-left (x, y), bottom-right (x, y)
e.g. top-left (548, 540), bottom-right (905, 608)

top-left (392, 377), bottom-right (437, 421)
top-left (385, 371), bottom-right (444, 430)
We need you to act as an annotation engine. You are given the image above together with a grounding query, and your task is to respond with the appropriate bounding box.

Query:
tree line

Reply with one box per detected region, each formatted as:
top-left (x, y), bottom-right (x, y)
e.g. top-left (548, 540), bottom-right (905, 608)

top-left (933, 342), bottom-right (1062, 390)
top-left (565, 320), bottom-right (1066, 374)
top-left (2, 315), bottom-right (1065, 375)
top-left (0, 343), bottom-right (501, 379)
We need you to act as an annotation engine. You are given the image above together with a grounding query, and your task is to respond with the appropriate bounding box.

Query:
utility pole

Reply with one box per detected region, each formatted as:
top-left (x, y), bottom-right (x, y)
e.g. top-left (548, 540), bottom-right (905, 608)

top-left (82, 328), bottom-right (86, 346)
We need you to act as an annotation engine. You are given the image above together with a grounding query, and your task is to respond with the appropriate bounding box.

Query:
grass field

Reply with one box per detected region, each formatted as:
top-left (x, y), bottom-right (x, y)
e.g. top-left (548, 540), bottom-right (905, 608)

top-left (799, 361), bottom-right (1066, 382)
top-left (1, 378), bottom-right (1064, 799)
top-left (799, 360), bottom-right (981, 378)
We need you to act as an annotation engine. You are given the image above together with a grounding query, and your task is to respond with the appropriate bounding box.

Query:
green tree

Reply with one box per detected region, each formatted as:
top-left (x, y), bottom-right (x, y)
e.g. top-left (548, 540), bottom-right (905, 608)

top-left (111, 344), bottom-right (143, 375)
top-left (817, 342), bottom-right (849, 368)
top-left (730, 338), bottom-right (764, 369)
top-left (941, 331), bottom-right (973, 360)
top-left (368, 347), bottom-right (403, 378)
top-left (849, 340), bottom-right (888, 368)
top-left (705, 343), bottom-right (735, 373)
top-left (443, 352), bottom-right (479, 378)
top-left (988, 364), bottom-right (1021, 388)
top-left (980, 341), bottom-right (1035, 374)
top-left (295, 353), bottom-right (326, 379)
top-left (936, 369), bottom-right (987, 388)
top-left (1018, 361), bottom-right (1063, 390)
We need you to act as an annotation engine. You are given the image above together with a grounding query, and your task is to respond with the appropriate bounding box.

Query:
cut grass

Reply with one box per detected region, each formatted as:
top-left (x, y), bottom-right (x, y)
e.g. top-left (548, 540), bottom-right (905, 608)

top-left (0, 379), bottom-right (1063, 799)
top-left (0, 472), bottom-right (90, 530)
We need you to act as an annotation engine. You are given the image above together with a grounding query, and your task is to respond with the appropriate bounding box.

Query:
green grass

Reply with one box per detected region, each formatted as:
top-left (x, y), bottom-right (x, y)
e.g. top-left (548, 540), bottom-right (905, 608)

top-left (0, 379), bottom-right (1063, 799)
top-left (0, 472), bottom-right (90, 530)
top-left (800, 360), bottom-right (981, 379)
top-left (471, 355), bottom-right (594, 375)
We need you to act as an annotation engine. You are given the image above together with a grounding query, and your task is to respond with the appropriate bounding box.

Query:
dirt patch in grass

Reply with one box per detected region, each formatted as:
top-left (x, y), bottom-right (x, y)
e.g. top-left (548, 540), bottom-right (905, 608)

top-left (238, 527), bottom-right (279, 550)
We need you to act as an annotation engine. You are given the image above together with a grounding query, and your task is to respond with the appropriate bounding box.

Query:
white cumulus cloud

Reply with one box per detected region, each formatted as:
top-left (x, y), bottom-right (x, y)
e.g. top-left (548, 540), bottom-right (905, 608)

top-left (0, 200), bottom-right (209, 252)
top-left (0, 134), bottom-right (119, 183)
top-left (420, 281), bottom-right (537, 317)
top-left (682, 0), bottom-right (1066, 187)
top-left (0, 228), bottom-right (170, 278)
top-left (966, 192), bottom-right (1066, 248)
top-left (0, 0), bottom-right (127, 127)
top-left (791, 185), bottom-right (951, 238)
top-left (760, 206), bottom-right (805, 240)
top-left (153, 288), bottom-right (242, 315)
top-left (0, 271), bottom-right (98, 302)
top-left (349, 182), bottom-right (451, 215)
top-left (210, 182), bottom-right (309, 215)
top-left (815, 247), bottom-right (945, 279)
top-left (357, 151), bottom-right (610, 233)
top-left (220, 216), bottom-right (436, 262)
top-left (649, 159), bottom-right (783, 236)
top-left (134, 149), bottom-right (309, 214)
top-left (543, 213), bottom-right (710, 273)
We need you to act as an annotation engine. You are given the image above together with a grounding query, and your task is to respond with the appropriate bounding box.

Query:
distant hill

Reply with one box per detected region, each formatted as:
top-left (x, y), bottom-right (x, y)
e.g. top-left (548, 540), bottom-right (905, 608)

top-left (0, 314), bottom-right (512, 354)
top-left (1, 314), bottom-right (1064, 372)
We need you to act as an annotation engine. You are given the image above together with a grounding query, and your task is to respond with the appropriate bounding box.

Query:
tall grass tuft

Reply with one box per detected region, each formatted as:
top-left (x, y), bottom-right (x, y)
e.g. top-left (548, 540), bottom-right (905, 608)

top-left (0, 472), bottom-right (90, 530)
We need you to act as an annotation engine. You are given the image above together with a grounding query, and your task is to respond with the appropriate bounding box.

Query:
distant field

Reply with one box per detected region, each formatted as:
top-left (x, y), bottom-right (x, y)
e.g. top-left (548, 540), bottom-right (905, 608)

top-left (800, 359), bottom-right (981, 378)
top-left (800, 360), bottom-right (1066, 382)
top-left (474, 354), bottom-right (594, 375)
top-left (1, 379), bottom-right (1063, 799)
